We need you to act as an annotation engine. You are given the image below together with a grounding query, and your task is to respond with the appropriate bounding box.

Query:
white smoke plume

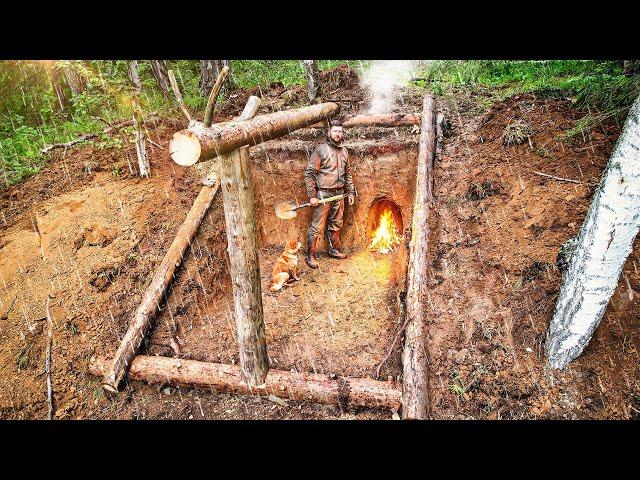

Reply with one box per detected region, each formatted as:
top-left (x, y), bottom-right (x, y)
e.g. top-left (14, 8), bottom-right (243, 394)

top-left (359, 60), bottom-right (425, 114)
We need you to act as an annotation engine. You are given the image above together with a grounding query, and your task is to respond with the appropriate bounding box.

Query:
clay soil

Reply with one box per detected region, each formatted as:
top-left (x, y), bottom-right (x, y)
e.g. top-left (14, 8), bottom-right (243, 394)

top-left (1, 67), bottom-right (638, 420)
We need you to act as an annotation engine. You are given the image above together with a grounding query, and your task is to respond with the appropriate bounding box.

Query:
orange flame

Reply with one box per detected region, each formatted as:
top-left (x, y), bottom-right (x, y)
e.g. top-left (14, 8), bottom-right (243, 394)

top-left (368, 209), bottom-right (402, 254)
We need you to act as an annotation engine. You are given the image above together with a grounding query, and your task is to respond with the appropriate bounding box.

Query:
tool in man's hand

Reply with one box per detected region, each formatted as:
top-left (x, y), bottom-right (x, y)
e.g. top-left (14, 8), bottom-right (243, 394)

top-left (275, 194), bottom-right (347, 220)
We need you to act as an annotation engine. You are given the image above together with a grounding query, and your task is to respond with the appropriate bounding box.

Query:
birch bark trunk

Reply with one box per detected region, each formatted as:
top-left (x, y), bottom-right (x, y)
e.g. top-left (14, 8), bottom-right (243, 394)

top-left (546, 96), bottom-right (640, 369)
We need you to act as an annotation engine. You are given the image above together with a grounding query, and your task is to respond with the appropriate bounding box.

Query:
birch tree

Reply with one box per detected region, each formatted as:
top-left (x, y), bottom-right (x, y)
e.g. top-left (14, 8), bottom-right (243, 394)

top-left (149, 60), bottom-right (171, 99)
top-left (303, 60), bottom-right (320, 102)
top-left (546, 96), bottom-right (640, 369)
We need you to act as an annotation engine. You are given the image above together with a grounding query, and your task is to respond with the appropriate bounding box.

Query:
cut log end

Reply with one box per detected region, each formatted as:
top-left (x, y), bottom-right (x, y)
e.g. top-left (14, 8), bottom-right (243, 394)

top-left (170, 130), bottom-right (201, 166)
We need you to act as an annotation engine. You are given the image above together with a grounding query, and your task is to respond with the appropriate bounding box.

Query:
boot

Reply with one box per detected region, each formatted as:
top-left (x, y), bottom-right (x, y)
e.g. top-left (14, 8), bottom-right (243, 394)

top-left (306, 233), bottom-right (319, 269)
top-left (327, 230), bottom-right (346, 259)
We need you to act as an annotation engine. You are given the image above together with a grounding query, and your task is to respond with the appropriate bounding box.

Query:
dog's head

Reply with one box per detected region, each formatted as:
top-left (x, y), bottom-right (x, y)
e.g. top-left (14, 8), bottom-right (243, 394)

top-left (285, 239), bottom-right (302, 254)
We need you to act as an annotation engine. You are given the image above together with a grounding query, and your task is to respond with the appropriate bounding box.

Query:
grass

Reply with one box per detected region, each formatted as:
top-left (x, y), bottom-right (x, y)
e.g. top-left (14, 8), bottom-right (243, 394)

top-left (415, 60), bottom-right (640, 112)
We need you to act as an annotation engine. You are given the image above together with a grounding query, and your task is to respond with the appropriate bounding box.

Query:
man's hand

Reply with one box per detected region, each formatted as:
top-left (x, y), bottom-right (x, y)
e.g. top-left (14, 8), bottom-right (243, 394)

top-left (348, 194), bottom-right (355, 206)
top-left (310, 197), bottom-right (319, 206)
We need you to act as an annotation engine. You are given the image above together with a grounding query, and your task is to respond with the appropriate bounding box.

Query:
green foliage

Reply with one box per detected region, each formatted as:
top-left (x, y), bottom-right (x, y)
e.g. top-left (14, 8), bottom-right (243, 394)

top-left (415, 60), bottom-right (640, 113)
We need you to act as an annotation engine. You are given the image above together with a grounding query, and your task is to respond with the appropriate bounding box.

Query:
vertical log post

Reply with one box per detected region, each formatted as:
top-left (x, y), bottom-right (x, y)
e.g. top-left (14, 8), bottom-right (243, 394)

top-left (402, 94), bottom-right (436, 419)
top-left (219, 146), bottom-right (269, 386)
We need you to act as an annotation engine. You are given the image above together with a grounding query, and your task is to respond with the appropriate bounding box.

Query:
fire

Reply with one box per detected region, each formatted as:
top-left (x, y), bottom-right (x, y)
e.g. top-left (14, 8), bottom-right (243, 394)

top-left (368, 208), bottom-right (402, 254)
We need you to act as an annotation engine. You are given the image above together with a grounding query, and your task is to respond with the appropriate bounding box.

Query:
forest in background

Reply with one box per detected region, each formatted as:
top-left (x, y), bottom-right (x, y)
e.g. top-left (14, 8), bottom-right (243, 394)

top-left (1, 59), bottom-right (639, 188)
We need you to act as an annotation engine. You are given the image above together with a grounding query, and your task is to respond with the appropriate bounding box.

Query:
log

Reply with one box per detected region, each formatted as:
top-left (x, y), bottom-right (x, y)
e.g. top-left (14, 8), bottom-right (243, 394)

top-left (203, 65), bottom-right (230, 127)
top-left (169, 102), bottom-right (339, 166)
top-left (402, 95), bottom-right (436, 419)
top-left (307, 113), bottom-right (421, 129)
top-left (101, 179), bottom-right (221, 391)
top-left (219, 146), bottom-right (269, 386)
top-left (546, 94), bottom-right (640, 369)
top-left (90, 355), bottom-right (402, 410)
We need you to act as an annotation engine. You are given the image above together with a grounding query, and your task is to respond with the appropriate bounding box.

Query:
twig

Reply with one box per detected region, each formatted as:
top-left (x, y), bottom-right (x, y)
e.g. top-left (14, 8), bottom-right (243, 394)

top-left (533, 171), bottom-right (582, 184)
top-left (203, 66), bottom-right (230, 127)
top-left (45, 294), bottom-right (54, 420)
top-left (167, 69), bottom-right (193, 123)
top-left (375, 314), bottom-right (410, 379)
top-left (146, 137), bottom-right (165, 149)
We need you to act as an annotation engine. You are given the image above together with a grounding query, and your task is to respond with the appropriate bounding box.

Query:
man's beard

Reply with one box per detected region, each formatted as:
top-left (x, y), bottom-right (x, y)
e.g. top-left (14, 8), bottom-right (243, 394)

top-left (328, 135), bottom-right (343, 147)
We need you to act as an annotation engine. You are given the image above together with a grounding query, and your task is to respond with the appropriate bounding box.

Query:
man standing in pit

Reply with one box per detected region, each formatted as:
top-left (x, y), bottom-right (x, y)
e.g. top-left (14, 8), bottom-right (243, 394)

top-left (304, 119), bottom-right (356, 269)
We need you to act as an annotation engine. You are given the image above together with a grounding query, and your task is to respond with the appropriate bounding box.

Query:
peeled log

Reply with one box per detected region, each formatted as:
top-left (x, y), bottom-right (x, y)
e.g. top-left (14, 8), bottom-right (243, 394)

top-left (90, 355), bottom-right (401, 410)
top-left (308, 113), bottom-right (421, 129)
top-left (101, 180), bottom-right (221, 391)
top-left (169, 102), bottom-right (339, 166)
top-left (402, 95), bottom-right (436, 419)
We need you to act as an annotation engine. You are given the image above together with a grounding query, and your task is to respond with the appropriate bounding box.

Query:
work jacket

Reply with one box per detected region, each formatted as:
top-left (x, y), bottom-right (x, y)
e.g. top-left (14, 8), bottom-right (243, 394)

top-left (304, 142), bottom-right (355, 198)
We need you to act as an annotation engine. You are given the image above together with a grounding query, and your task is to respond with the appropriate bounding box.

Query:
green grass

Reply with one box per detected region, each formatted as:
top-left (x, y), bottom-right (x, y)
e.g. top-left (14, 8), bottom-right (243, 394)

top-left (415, 60), bottom-right (640, 112)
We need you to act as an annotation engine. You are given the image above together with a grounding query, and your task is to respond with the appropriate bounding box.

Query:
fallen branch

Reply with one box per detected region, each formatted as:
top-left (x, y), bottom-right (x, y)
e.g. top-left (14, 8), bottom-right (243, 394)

top-left (167, 69), bottom-right (193, 123)
top-left (375, 314), bottom-right (410, 380)
top-left (40, 115), bottom-right (161, 154)
top-left (533, 171), bottom-right (582, 184)
top-left (45, 295), bottom-right (54, 420)
top-left (91, 355), bottom-right (401, 410)
top-left (203, 65), bottom-right (230, 127)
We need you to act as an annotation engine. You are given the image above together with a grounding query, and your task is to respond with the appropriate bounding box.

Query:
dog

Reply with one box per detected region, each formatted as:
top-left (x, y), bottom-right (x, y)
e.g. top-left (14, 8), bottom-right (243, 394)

top-left (269, 239), bottom-right (302, 292)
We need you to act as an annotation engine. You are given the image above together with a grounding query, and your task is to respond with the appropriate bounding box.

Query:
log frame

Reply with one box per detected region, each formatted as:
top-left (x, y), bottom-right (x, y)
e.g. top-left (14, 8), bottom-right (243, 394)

top-left (401, 95), bottom-right (436, 419)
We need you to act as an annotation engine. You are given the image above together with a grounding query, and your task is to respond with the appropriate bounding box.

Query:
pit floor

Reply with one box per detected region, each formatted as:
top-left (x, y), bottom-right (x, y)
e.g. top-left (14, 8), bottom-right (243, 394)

top-left (150, 244), bottom-right (406, 381)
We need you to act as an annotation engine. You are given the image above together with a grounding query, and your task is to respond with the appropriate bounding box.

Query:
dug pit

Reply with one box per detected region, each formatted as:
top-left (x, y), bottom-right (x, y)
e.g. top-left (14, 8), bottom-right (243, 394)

top-left (148, 139), bottom-right (418, 381)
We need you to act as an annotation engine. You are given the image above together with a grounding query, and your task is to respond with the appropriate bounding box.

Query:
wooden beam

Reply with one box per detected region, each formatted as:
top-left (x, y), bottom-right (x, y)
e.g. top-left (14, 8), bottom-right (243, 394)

top-left (101, 179), bottom-right (221, 391)
top-left (219, 145), bottom-right (269, 386)
top-left (90, 355), bottom-right (402, 410)
top-left (401, 95), bottom-right (436, 419)
top-left (169, 102), bottom-right (339, 166)
top-left (308, 113), bottom-right (421, 129)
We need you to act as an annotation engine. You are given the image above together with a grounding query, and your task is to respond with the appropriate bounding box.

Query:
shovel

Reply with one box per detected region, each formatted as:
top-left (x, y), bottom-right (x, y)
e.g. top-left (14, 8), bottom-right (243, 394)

top-left (275, 194), bottom-right (347, 220)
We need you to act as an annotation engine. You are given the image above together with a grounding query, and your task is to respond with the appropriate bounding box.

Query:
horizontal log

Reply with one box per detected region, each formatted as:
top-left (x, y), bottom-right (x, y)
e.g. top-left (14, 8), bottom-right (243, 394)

top-left (90, 355), bottom-right (401, 410)
top-left (169, 102), bottom-right (339, 166)
top-left (308, 113), bottom-right (421, 129)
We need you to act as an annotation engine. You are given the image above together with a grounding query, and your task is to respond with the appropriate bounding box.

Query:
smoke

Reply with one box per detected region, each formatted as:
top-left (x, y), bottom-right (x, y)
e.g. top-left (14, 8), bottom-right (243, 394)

top-left (360, 60), bottom-right (424, 114)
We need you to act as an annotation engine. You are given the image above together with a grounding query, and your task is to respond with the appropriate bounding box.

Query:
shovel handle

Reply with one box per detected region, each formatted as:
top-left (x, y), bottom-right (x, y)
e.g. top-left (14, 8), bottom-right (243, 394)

top-left (298, 194), bottom-right (346, 210)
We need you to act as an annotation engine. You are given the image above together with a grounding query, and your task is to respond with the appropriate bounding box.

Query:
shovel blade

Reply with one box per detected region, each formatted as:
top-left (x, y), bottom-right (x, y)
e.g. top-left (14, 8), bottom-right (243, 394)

top-left (275, 201), bottom-right (298, 220)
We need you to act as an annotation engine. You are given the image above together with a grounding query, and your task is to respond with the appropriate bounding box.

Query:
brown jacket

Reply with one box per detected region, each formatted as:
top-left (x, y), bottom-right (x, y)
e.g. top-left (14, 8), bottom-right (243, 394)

top-left (304, 142), bottom-right (355, 198)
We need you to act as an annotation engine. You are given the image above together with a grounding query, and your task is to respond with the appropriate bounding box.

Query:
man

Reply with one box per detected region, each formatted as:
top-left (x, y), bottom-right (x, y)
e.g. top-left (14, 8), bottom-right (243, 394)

top-left (304, 120), bottom-right (355, 269)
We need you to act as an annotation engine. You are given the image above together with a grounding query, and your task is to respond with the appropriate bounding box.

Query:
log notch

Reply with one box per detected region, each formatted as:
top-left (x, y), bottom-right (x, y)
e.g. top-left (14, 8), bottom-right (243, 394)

top-left (101, 96), bottom-right (261, 392)
top-left (169, 102), bottom-right (339, 166)
top-left (402, 94), bottom-right (436, 419)
top-left (219, 145), bottom-right (268, 386)
top-left (546, 95), bottom-right (640, 369)
top-left (91, 355), bottom-right (401, 410)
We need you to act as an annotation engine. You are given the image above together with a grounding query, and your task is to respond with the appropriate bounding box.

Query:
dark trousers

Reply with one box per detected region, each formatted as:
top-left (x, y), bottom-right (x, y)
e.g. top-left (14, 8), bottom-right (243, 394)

top-left (308, 189), bottom-right (344, 239)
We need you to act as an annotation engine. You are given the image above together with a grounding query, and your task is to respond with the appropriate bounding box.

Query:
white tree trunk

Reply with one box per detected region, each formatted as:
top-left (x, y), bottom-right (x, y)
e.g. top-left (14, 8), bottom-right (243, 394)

top-left (303, 60), bottom-right (320, 102)
top-left (546, 96), bottom-right (640, 369)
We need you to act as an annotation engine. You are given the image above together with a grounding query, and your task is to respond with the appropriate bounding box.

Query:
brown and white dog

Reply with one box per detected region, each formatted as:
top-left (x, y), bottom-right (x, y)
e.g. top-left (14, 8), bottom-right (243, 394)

top-left (269, 240), bottom-right (302, 292)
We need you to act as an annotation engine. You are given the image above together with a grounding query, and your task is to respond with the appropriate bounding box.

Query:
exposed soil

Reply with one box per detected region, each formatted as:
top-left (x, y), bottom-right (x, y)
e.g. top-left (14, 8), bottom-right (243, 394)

top-left (1, 66), bottom-right (638, 420)
top-left (428, 92), bottom-right (639, 419)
